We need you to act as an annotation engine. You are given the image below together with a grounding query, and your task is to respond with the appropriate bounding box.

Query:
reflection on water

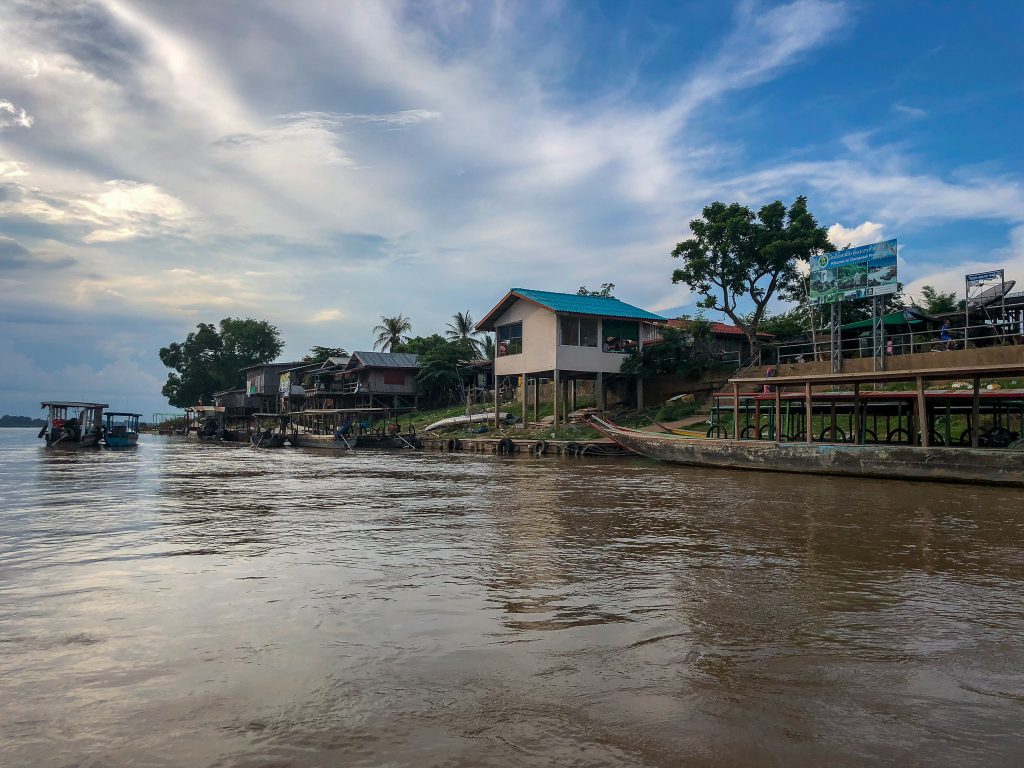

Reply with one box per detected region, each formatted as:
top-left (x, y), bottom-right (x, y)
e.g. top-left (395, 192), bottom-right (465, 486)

top-left (1, 428), bottom-right (1023, 767)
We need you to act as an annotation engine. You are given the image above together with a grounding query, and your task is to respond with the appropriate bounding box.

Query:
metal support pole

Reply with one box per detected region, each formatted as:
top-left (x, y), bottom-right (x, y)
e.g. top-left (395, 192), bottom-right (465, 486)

top-left (552, 370), bottom-right (560, 427)
top-left (595, 372), bottom-right (605, 413)
top-left (830, 301), bottom-right (843, 374)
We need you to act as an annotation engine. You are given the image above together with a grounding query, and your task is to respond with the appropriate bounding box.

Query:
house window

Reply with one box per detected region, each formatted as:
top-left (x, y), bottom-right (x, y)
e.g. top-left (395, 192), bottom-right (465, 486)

top-left (497, 322), bottom-right (523, 356)
top-left (383, 370), bottom-right (406, 385)
top-left (603, 319), bottom-right (639, 353)
top-left (560, 316), bottom-right (598, 347)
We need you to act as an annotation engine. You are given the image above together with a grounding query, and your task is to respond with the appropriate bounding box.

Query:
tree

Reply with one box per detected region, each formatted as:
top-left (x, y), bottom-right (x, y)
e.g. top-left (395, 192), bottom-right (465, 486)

top-left (372, 314), bottom-right (412, 351)
top-left (918, 285), bottom-right (959, 314)
top-left (671, 196), bottom-right (833, 363)
top-left (159, 317), bottom-right (283, 407)
top-left (620, 321), bottom-right (718, 379)
top-left (392, 334), bottom-right (449, 356)
top-left (415, 338), bottom-right (477, 406)
top-left (577, 283), bottom-right (615, 297)
top-left (304, 346), bottom-right (347, 364)
top-left (445, 310), bottom-right (483, 354)
top-left (480, 335), bottom-right (495, 362)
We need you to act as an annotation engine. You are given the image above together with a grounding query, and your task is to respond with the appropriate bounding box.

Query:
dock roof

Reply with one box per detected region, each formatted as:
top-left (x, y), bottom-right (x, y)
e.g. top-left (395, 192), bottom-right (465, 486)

top-left (41, 401), bottom-right (108, 409)
top-left (476, 288), bottom-right (666, 331)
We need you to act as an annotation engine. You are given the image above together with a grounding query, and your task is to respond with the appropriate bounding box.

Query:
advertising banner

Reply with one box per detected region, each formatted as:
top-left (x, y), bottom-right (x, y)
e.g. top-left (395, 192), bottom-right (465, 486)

top-left (809, 239), bottom-right (898, 305)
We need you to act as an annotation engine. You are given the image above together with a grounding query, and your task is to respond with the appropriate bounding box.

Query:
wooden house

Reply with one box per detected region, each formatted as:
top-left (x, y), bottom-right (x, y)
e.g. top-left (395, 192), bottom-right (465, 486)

top-left (300, 351), bottom-right (420, 410)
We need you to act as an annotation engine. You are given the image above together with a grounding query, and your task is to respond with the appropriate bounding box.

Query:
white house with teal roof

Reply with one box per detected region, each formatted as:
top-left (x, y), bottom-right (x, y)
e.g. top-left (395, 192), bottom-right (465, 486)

top-left (476, 288), bottom-right (667, 426)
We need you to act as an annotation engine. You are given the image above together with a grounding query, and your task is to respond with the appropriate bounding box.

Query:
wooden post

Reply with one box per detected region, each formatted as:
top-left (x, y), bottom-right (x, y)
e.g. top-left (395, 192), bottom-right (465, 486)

top-left (732, 382), bottom-right (740, 440)
top-left (916, 376), bottom-right (929, 447)
top-left (494, 375), bottom-right (500, 430)
top-left (636, 377), bottom-right (644, 411)
top-left (553, 369), bottom-right (560, 427)
top-left (533, 376), bottom-right (540, 423)
top-left (596, 372), bottom-right (605, 412)
top-left (570, 379), bottom-right (577, 412)
top-left (774, 386), bottom-right (782, 443)
top-left (521, 373), bottom-right (528, 429)
top-left (972, 376), bottom-right (981, 448)
top-left (804, 382), bottom-right (813, 443)
top-left (853, 382), bottom-right (861, 444)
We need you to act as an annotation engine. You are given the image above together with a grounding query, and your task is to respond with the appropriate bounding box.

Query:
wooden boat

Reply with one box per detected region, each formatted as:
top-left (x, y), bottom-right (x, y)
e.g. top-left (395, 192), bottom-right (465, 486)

top-left (39, 401), bottom-right (106, 449)
top-left (103, 412), bottom-right (140, 447)
top-left (183, 405), bottom-right (244, 442)
top-left (587, 414), bottom-right (1024, 487)
top-left (250, 413), bottom-right (289, 448)
top-left (290, 408), bottom-right (421, 450)
top-left (423, 411), bottom-right (514, 432)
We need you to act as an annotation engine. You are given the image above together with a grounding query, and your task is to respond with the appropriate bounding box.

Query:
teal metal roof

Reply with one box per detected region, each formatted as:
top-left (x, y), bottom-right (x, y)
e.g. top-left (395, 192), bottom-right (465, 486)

top-left (841, 311), bottom-right (922, 332)
top-left (511, 288), bottom-right (666, 321)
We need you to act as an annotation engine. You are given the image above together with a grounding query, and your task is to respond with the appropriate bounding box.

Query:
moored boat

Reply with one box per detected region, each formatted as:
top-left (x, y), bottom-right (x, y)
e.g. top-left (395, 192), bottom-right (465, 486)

top-left (250, 413), bottom-right (289, 448)
top-left (103, 412), bottom-right (141, 447)
top-left (290, 408), bottom-right (421, 450)
top-left (587, 414), bottom-right (1024, 487)
top-left (39, 401), bottom-right (106, 449)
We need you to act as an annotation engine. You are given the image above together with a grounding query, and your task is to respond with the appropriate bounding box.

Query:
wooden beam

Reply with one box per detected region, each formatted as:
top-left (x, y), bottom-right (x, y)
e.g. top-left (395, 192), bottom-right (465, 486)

top-left (494, 374), bottom-right (500, 429)
top-left (774, 386), bottom-right (782, 443)
top-left (972, 376), bottom-right (981, 448)
top-left (804, 382), bottom-right (813, 443)
top-left (853, 382), bottom-right (861, 444)
top-left (730, 361), bottom-right (1024, 387)
top-left (521, 373), bottom-right (528, 429)
top-left (916, 375), bottom-right (929, 447)
top-left (533, 376), bottom-right (539, 422)
top-left (732, 382), bottom-right (740, 440)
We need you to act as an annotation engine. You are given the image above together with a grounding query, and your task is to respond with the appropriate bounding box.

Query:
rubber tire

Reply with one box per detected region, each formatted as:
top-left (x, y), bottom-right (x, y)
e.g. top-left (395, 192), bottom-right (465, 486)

top-left (740, 425), bottom-right (759, 439)
top-left (497, 437), bottom-right (514, 454)
top-left (532, 440), bottom-right (547, 455)
top-left (758, 424), bottom-right (775, 440)
top-left (706, 425), bottom-right (727, 438)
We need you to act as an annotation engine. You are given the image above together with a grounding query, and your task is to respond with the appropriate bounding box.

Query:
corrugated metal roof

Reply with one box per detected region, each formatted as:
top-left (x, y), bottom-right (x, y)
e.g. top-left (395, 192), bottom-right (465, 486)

top-left (668, 319), bottom-right (775, 338)
top-left (512, 288), bottom-right (666, 320)
top-left (349, 351), bottom-right (420, 369)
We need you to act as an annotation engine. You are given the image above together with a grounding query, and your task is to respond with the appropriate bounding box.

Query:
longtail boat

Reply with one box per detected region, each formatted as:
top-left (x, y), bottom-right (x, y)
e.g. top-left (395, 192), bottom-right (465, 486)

top-left (103, 412), bottom-right (141, 447)
top-left (39, 401), bottom-right (106, 449)
top-left (586, 414), bottom-right (1024, 487)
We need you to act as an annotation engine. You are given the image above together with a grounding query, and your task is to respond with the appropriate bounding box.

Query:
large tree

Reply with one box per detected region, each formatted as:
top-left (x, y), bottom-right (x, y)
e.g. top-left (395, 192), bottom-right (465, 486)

top-left (159, 317), bottom-right (284, 407)
top-left (372, 314), bottom-right (412, 351)
top-left (415, 338), bottom-right (477, 407)
top-left (671, 196), bottom-right (833, 364)
top-left (918, 285), bottom-right (959, 314)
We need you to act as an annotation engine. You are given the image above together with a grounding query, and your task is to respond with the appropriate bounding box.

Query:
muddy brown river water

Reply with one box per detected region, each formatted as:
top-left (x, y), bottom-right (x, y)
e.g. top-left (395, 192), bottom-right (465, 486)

top-left (1, 428), bottom-right (1023, 767)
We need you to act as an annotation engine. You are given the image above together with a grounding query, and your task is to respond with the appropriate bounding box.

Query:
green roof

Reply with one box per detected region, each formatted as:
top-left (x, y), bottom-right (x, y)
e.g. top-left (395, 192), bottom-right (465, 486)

top-left (511, 288), bottom-right (665, 320)
top-left (842, 311), bottom-right (922, 332)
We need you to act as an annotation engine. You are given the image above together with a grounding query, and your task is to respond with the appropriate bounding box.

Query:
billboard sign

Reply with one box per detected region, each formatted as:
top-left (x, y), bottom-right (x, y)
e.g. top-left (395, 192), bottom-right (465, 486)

top-left (809, 239), bottom-right (898, 305)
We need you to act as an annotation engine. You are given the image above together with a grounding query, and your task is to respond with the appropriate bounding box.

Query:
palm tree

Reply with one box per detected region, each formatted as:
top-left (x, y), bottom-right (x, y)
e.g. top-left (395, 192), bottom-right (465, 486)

top-left (372, 314), bottom-right (412, 351)
top-left (445, 310), bottom-right (483, 355)
top-left (481, 335), bottom-right (495, 361)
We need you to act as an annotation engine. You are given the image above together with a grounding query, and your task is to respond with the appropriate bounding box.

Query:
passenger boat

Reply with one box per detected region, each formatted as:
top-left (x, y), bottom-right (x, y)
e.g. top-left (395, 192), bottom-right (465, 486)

top-left (587, 414), bottom-right (1024, 487)
top-left (289, 408), bottom-right (421, 450)
top-left (39, 401), bottom-right (106, 449)
top-left (250, 413), bottom-right (289, 448)
top-left (184, 405), bottom-right (245, 442)
top-left (103, 412), bottom-right (141, 447)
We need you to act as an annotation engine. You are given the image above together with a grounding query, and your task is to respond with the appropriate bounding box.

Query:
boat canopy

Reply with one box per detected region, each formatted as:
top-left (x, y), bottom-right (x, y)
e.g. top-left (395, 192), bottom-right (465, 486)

top-left (41, 401), bottom-right (109, 409)
top-left (841, 312), bottom-right (923, 332)
top-left (186, 405), bottom-right (226, 413)
top-left (106, 412), bottom-right (142, 417)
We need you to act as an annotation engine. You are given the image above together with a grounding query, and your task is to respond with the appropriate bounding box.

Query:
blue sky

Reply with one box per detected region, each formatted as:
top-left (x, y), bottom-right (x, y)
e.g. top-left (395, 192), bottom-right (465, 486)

top-left (1, 0), bottom-right (1022, 416)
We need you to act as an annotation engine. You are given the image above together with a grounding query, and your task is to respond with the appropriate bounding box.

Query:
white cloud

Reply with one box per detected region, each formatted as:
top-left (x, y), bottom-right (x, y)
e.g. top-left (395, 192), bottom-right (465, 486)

top-left (0, 98), bottom-right (34, 128)
top-left (828, 221), bottom-right (885, 247)
top-left (310, 309), bottom-right (344, 322)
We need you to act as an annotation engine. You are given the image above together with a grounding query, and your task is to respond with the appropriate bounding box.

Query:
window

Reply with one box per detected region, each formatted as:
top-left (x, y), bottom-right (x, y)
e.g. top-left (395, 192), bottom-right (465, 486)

top-left (560, 316), bottom-right (598, 347)
top-left (383, 370), bottom-right (406, 385)
top-left (497, 321), bottom-right (523, 356)
top-left (602, 319), bottom-right (639, 353)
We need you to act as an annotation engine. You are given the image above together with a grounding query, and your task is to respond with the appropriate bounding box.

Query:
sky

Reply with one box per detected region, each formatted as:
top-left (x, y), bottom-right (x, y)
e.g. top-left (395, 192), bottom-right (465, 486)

top-left (1, 0), bottom-right (1022, 416)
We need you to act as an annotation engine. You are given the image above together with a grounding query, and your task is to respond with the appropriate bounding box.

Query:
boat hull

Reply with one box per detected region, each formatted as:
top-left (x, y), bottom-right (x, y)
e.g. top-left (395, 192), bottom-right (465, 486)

top-left (289, 432), bottom-right (420, 450)
top-left (104, 435), bottom-right (139, 447)
top-left (44, 432), bottom-right (102, 449)
top-left (588, 416), bottom-right (1024, 487)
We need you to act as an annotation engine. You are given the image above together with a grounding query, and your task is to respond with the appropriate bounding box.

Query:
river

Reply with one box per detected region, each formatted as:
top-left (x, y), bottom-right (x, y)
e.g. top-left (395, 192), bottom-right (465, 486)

top-left (1, 428), bottom-right (1022, 767)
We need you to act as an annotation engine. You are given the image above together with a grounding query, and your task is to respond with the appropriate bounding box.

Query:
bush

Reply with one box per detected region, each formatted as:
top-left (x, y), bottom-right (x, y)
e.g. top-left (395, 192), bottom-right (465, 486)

top-left (655, 398), bottom-right (699, 421)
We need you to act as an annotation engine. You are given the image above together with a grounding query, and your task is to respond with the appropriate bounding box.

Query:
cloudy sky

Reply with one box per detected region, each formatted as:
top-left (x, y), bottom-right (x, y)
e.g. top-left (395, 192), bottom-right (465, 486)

top-left (1, 0), bottom-right (1022, 416)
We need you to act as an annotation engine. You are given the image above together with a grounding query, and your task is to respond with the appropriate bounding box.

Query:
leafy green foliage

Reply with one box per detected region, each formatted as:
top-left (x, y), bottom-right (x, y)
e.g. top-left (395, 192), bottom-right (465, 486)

top-left (577, 283), bottom-right (615, 297)
top-left (919, 285), bottom-right (959, 314)
top-left (159, 318), bottom-right (283, 407)
top-left (372, 314), bottom-right (413, 351)
top-left (655, 398), bottom-right (699, 422)
top-left (756, 307), bottom-right (808, 340)
top-left (393, 333), bottom-right (449, 356)
top-left (304, 346), bottom-right (347, 364)
top-left (619, 321), bottom-right (718, 379)
top-left (414, 338), bottom-right (477, 406)
top-left (671, 196), bottom-right (833, 361)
